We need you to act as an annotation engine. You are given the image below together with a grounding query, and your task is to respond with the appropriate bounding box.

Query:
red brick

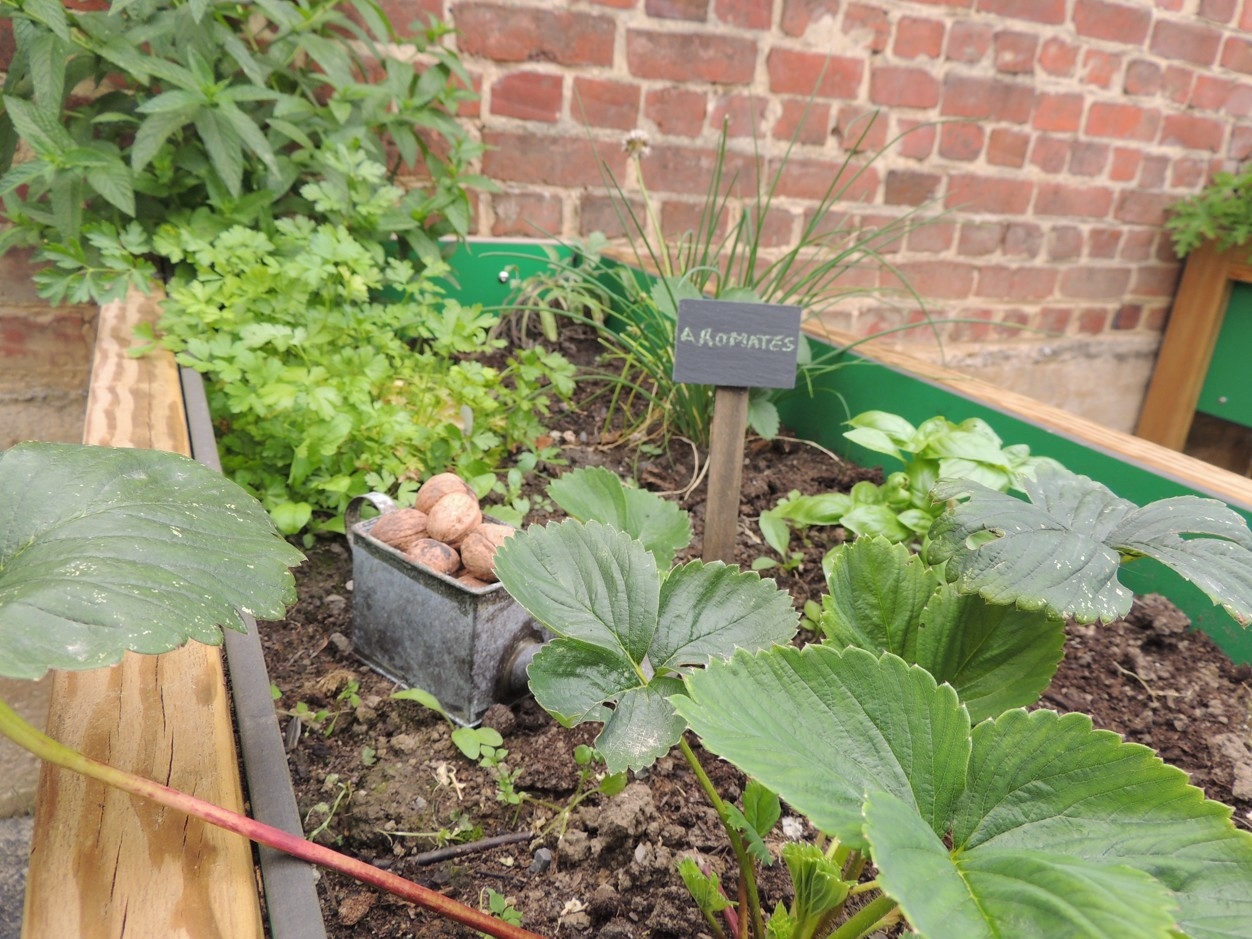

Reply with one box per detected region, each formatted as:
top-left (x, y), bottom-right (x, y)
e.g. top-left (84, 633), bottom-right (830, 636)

top-left (1069, 142), bottom-right (1108, 176)
top-left (895, 17), bottom-right (945, 59)
top-left (490, 71), bottom-right (563, 122)
top-left (834, 106), bottom-right (889, 153)
top-left (777, 158), bottom-right (879, 202)
top-left (710, 95), bottom-right (769, 137)
top-left (941, 75), bottom-right (1033, 121)
top-left (946, 21), bottom-right (993, 63)
top-left (490, 190), bottom-right (563, 237)
top-left (587, 0), bottom-right (635, 6)
top-left (645, 88), bottom-right (708, 137)
top-left (939, 123), bottom-right (985, 161)
top-left (897, 120), bottom-right (936, 159)
top-left (645, 0), bottom-right (709, 20)
top-left (1060, 266), bottom-right (1132, 299)
top-left (573, 78), bottom-right (641, 130)
top-left (1226, 83), bottom-right (1252, 118)
top-left (1033, 93), bottom-right (1083, 132)
top-left (628, 29), bottom-right (756, 83)
top-left (482, 131), bottom-right (626, 187)
top-left (946, 174), bottom-right (1033, 214)
top-left (1138, 154), bottom-right (1169, 188)
top-left (907, 221), bottom-right (956, 253)
top-left (1035, 182), bottom-right (1113, 218)
top-left (885, 170), bottom-right (942, 205)
top-left (1150, 20), bottom-right (1222, 65)
top-left (379, 0), bottom-right (444, 34)
top-left (1222, 36), bottom-right (1252, 75)
top-left (1030, 136), bottom-right (1070, 173)
top-left (1118, 229), bottom-right (1158, 262)
top-left (780, 0), bottom-right (843, 36)
top-left (1124, 60), bottom-right (1162, 95)
top-left (1089, 228), bottom-right (1122, 258)
top-left (1231, 124), bottom-right (1252, 161)
top-left (660, 199), bottom-right (729, 242)
top-left (1241, 0), bottom-right (1252, 29)
top-left (887, 260), bottom-right (977, 299)
top-left (994, 31), bottom-right (1037, 73)
top-left (1199, 0), bottom-right (1237, 21)
top-left (1111, 303), bottom-right (1143, 330)
top-left (958, 221), bottom-right (1006, 255)
top-left (774, 99), bottom-right (832, 145)
top-left (871, 66), bottom-right (941, 108)
top-left (453, 4), bottom-right (615, 66)
top-left (845, 3), bottom-right (890, 52)
top-left (987, 128), bottom-right (1030, 167)
top-left (1142, 303), bottom-right (1170, 332)
top-left (1004, 222), bottom-right (1043, 257)
top-left (767, 50), bottom-right (864, 98)
top-left (1039, 37), bottom-right (1078, 75)
top-left (1133, 265), bottom-right (1182, 297)
top-left (975, 0), bottom-right (1065, 23)
top-left (643, 145), bottom-right (760, 199)
top-left (1109, 147), bottom-right (1142, 182)
top-left (1047, 226), bottom-right (1084, 260)
top-left (1085, 102), bottom-right (1159, 141)
top-left (1076, 308), bottom-right (1111, 334)
top-left (1038, 307), bottom-right (1073, 334)
top-left (949, 308), bottom-right (996, 342)
top-left (1114, 190), bottom-right (1176, 225)
top-left (1074, 0), bottom-right (1151, 42)
top-left (975, 266), bottom-right (1058, 300)
top-left (716, 0), bottom-right (771, 28)
top-left (1161, 114), bottom-right (1224, 152)
top-left (1156, 0), bottom-right (1183, 10)
top-left (580, 194), bottom-right (640, 239)
top-left (1081, 49), bottom-right (1121, 88)
top-left (1162, 65), bottom-right (1195, 104)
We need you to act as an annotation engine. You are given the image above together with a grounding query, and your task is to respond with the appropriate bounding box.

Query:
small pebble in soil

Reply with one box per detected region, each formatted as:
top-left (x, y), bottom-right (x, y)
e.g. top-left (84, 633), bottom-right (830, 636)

top-left (529, 846), bottom-right (553, 874)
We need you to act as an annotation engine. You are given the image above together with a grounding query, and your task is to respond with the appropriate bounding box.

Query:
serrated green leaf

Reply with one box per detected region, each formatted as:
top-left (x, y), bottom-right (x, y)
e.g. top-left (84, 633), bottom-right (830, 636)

top-left (0, 443), bottom-right (303, 680)
top-left (498, 519), bottom-right (796, 773)
top-left (928, 464), bottom-right (1252, 625)
top-left (866, 790), bottom-right (1179, 939)
top-left (547, 466), bottom-right (692, 568)
top-left (673, 646), bottom-right (969, 850)
top-left (780, 842), bottom-right (849, 933)
top-left (748, 391), bottom-right (780, 440)
top-left (3, 96), bottom-right (72, 155)
top-left (821, 537), bottom-right (937, 659)
top-left (915, 586), bottom-right (1064, 723)
top-left (955, 709), bottom-right (1252, 939)
top-left (677, 857), bottom-right (734, 915)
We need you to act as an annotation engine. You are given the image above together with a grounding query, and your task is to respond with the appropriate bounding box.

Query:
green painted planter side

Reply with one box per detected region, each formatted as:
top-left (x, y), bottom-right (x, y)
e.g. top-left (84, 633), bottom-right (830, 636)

top-left (443, 242), bottom-right (1252, 664)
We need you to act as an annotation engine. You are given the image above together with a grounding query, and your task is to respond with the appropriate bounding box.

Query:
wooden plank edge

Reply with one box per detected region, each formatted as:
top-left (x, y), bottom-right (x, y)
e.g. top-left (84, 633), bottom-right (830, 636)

top-left (24, 288), bottom-right (264, 939)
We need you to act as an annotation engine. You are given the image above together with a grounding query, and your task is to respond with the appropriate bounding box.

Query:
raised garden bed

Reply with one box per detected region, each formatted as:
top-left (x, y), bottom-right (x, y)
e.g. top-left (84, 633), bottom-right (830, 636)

top-left (20, 244), bottom-right (1252, 937)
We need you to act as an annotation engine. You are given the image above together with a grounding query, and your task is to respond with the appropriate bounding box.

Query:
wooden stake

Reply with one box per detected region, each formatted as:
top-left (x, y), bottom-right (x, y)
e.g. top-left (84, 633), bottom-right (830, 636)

top-left (703, 386), bottom-right (750, 564)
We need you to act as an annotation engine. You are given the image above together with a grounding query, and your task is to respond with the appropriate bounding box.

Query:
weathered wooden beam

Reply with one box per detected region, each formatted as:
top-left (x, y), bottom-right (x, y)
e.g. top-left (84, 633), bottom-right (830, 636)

top-left (23, 289), bottom-right (263, 939)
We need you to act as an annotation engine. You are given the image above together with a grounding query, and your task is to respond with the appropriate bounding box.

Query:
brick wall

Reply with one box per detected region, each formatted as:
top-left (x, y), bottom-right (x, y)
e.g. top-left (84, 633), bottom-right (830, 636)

top-left (393, 0), bottom-right (1252, 348)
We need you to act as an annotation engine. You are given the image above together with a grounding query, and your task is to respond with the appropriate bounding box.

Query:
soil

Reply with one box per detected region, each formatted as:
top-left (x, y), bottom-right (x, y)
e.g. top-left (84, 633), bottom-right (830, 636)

top-left (256, 328), bottom-right (1252, 939)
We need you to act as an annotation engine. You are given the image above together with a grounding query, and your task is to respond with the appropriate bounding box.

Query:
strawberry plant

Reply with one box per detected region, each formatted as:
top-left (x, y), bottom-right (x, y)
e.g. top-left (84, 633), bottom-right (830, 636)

top-left (497, 463), bottom-right (1252, 939)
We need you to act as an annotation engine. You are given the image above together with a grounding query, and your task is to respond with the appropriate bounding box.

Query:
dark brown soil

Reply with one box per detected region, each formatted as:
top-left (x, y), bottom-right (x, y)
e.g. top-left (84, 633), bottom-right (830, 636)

top-left (257, 334), bottom-right (1252, 939)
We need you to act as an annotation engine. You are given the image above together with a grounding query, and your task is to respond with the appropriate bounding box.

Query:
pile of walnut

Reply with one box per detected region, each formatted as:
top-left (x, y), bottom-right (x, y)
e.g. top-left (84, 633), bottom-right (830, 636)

top-left (366, 472), bottom-right (514, 589)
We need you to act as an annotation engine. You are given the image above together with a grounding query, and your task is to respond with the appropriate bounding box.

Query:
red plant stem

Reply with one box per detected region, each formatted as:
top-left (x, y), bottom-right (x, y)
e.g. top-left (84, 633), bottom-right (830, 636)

top-left (0, 696), bottom-right (547, 939)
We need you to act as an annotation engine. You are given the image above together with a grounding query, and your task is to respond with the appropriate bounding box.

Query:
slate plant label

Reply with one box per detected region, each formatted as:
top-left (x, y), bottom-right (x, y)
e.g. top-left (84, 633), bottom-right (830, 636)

top-left (673, 299), bottom-right (803, 389)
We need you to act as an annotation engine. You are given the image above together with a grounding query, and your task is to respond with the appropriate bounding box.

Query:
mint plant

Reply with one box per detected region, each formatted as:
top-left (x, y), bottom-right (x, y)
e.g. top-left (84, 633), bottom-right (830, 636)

top-left (0, 442), bottom-right (540, 939)
top-left (0, 0), bottom-right (483, 303)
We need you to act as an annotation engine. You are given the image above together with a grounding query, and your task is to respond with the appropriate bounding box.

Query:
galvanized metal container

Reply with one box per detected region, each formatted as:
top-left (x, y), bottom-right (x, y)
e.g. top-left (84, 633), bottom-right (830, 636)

top-left (345, 493), bottom-right (544, 725)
